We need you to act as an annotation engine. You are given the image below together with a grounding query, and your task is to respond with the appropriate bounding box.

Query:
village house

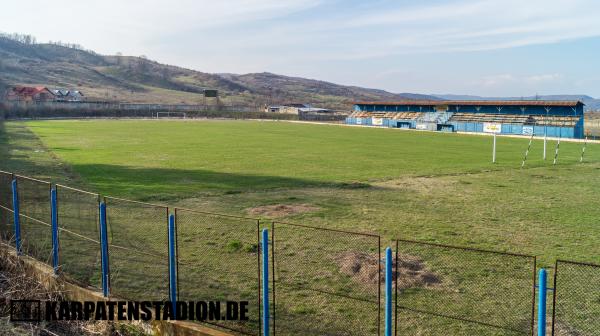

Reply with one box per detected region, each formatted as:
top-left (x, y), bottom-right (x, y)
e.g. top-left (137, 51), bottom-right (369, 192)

top-left (3, 86), bottom-right (85, 103)
top-left (4, 86), bottom-right (55, 102)
top-left (52, 89), bottom-right (85, 102)
top-left (265, 103), bottom-right (331, 115)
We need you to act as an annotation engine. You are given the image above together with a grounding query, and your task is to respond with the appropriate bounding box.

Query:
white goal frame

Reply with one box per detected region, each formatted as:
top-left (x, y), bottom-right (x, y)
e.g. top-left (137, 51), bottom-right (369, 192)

top-left (155, 112), bottom-right (187, 119)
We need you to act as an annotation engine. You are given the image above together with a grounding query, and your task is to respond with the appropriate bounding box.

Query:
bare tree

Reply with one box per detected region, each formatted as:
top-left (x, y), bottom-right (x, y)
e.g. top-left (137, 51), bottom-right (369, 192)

top-left (160, 66), bottom-right (170, 80)
top-left (115, 52), bottom-right (123, 66)
top-left (0, 32), bottom-right (37, 44)
top-left (134, 57), bottom-right (149, 74)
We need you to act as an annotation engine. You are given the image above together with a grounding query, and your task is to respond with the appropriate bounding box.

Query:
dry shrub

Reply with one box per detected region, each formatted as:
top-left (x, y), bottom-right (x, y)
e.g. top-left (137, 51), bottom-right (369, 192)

top-left (335, 251), bottom-right (442, 289)
top-left (0, 247), bottom-right (144, 336)
top-left (247, 204), bottom-right (319, 218)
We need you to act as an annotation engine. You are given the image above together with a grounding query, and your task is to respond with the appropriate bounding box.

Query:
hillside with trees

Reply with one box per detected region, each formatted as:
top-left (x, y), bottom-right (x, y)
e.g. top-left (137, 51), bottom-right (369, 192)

top-left (0, 33), bottom-right (437, 110)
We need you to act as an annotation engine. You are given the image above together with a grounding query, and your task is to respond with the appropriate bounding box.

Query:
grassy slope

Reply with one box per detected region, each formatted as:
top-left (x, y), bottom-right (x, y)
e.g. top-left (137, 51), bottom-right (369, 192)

top-left (2, 119), bottom-right (597, 265)
top-left (2, 38), bottom-right (439, 109)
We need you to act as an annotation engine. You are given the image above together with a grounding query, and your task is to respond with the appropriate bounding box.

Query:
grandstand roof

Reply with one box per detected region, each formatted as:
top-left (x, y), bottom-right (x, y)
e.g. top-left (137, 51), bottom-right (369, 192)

top-left (353, 100), bottom-right (584, 107)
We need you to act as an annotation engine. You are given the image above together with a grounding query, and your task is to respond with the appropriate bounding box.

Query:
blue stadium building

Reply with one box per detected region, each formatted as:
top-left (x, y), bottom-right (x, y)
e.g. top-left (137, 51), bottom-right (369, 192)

top-left (347, 100), bottom-right (585, 138)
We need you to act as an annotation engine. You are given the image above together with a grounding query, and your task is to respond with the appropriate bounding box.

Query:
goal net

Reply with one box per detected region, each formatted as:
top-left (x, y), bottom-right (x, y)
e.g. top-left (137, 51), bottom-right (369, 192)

top-left (155, 112), bottom-right (187, 119)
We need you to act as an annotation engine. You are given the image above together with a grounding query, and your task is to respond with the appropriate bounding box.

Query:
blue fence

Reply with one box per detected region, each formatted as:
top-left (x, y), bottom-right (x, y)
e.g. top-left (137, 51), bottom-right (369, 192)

top-left (0, 169), bottom-right (598, 336)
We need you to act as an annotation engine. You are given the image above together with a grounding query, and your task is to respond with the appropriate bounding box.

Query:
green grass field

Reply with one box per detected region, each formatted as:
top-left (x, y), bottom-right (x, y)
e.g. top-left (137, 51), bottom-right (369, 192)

top-left (1, 119), bottom-right (599, 335)
top-left (3, 120), bottom-right (598, 262)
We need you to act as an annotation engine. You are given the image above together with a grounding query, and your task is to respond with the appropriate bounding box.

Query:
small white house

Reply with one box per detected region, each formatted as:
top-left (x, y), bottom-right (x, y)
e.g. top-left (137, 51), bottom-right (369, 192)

top-left (52, 89), bottom-right (85, 102)
top-left (265, 103), bottom-right (330, 115)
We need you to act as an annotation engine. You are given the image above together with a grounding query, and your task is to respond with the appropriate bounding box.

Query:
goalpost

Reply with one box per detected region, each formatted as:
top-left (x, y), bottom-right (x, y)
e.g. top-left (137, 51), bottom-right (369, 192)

top-left (520, 117), bottom-right (590, 168)
top-left (155, 112), bottom-right (187, 119)
top-left (580, 136), bottom-right (588, 163)
top-left (521, 132), bottom-right (535, 168)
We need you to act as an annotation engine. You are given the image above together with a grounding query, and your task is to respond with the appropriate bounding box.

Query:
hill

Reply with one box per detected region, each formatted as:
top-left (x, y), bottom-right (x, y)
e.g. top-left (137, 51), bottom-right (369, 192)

top-left (3, 34), bottom-right (597, 111)
top-left (0, 35), bottom-right (437, 110)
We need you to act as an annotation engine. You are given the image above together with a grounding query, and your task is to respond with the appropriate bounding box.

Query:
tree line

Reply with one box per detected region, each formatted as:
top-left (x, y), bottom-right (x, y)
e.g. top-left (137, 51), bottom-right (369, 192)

top-left (0, 31), bottom-right (98, 55)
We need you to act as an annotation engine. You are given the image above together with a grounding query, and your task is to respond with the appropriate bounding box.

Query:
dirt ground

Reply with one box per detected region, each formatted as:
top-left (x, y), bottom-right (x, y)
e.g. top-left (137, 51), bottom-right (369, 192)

top-left (246, 203), bottom-right (320, 218)
top-left (335, 251), bottom-right (441, 289)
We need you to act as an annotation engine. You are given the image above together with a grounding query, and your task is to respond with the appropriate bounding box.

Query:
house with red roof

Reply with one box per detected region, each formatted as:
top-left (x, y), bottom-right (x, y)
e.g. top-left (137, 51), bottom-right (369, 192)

top-left (4, 86), bottom-right (56, 102)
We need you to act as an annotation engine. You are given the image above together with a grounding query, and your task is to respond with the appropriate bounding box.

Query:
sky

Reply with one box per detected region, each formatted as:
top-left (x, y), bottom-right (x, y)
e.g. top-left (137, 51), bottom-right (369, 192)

top-left (1, 0), bottom-right (600, 97)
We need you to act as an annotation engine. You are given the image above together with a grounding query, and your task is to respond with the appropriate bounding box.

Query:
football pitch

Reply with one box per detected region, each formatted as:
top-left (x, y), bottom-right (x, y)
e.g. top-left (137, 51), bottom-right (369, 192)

top-left (2, 119), bottom-right (600, 335)
top-left (1, 119), bottom-right (599, 266)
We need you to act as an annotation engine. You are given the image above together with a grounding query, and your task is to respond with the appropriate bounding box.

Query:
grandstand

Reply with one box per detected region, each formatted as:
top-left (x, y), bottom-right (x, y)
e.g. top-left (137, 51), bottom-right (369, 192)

top-left (347, 100), bottom-right (585, 138)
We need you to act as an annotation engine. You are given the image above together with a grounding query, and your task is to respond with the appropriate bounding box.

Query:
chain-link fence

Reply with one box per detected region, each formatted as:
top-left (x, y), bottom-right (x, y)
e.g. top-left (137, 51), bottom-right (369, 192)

top-left (55, 184), bottom-right (101, 288)
top-left (3, 169), bottom-right (600, 336)
top-left (0, 171), bottom-right (14, 243)
top-left (104, 196), bottom-right (169, 301)
top-left (272, 221), bottom-right (381, 336)
top-left (395, 239), bottom-right (536, 336)
top-left (175, 208), bottom-right (262, 335)
top-left (15, 175), bottom-right (53, 264)
top-left (552, 260), bottom-right (600, 336)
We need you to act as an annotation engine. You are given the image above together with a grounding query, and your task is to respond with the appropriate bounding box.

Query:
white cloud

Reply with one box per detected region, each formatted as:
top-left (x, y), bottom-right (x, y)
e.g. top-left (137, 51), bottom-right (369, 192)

top-left (182, 0), bottom-right (600, 64)
top-left (2, 0), bottom-right (598, 58)
top-left (479, 74), bottom-right (516, 87)
top-left (0, 0), bottom-right (322, 55)
top-left (475, 73), bottom-right (563, 88)
top-left (0, 0), bottom-right (597, 96)
top-left (525, 74), bottom-right (562, 83)
top-left (345, 1), bottom-right (490, 27)
top-left (321, 0), bottom-right (600, 58)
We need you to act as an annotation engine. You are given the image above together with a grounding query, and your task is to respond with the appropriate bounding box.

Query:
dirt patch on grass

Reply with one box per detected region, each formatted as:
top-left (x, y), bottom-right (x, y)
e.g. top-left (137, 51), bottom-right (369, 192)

top-left (335, 251), bottom-right (442, 289)
top-left (247, 203), bottom-right (320, 218)
top-left (375, 176), bottom-right (456, 194)
top-left (551, 322), bottom-right (584, 336)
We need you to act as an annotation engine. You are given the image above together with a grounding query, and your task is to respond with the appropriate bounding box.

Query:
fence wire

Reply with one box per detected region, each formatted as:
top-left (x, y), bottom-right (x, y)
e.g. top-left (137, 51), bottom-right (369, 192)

top-left (395, 240), bottom-right (536, 336)
top-left (175, 208), bottom-right (261, 335)
top-left (104, 196), bottom-right (169, 301)
top-left (272, 222), bottom-right (381, 336)
top-left (56, 185), bottom-right (101, 288)
top-left (16, 175), bottom-right (53, 264)
top-left (4, 169), bottom-right (600, 336)
top-left (552, 260), bottom-right (600, 336)
top-left (0, 171), bottom-right (14, 242)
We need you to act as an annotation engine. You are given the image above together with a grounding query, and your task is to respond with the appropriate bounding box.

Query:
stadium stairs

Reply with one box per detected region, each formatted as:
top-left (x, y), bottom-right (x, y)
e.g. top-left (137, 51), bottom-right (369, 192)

top-left (417, 111), bottom-right (454, 124)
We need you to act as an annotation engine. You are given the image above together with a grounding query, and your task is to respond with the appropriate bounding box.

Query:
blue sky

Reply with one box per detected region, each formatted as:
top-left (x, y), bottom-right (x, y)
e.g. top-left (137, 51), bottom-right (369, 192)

top-left (2, 0), bottom-right (600, 97)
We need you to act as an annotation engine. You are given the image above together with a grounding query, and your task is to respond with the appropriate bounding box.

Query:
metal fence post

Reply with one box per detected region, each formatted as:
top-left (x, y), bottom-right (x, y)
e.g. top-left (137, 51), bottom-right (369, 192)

top-left (394, 241), bottom-right (399, 336)
top-left (99, 202), bottom-right (110, 297)
top-left (538, 268), bottom-right (547, 336)
top-left (50, 187), bottom-right (59, 274)
top-left (11, 179), bottom-right (21, 255)
top-left (168, 213), bottom-right (177, 317)
top-left (385, 247), bottom-right (393, 336)
top-left (262, 228), bottom-right (269, 336)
